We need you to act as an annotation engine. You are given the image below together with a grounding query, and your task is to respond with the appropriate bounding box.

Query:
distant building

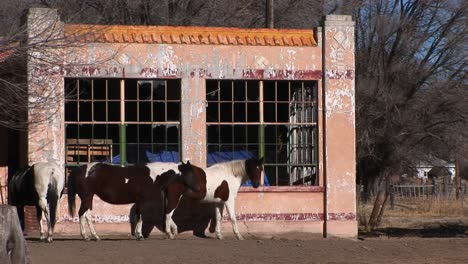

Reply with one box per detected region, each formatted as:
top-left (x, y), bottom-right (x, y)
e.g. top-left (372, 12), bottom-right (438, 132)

top-left (416, 156), bottom-right (456, 182)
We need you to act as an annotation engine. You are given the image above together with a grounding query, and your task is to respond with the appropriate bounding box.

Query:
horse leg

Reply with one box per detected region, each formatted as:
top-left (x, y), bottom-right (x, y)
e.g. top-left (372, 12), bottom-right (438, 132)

top-left (164, 187), bottom-right (184, 239)
top-left (214, 204), bottom-right (224, 239)
top-left (35, 206), bottom-right (45, 241)
top-left (84, 210), bottom-right (100, 241)
top-left (134, 202), bottom-right (144, 240)
top-left (38, 197), bottom-right (53, 242)
top-left (79, 193), bottom-right (100, 241)
top-left (78, 197), bottom-right (92, 240)
top-left (225, 199), bottom-right (243, 240)
top-left (164, 208), bottom-right (177, 239)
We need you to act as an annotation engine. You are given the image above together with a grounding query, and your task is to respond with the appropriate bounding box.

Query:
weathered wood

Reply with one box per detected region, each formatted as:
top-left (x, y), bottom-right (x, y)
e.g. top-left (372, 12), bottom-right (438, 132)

top-left (0, 205), bottom-right (28, 264)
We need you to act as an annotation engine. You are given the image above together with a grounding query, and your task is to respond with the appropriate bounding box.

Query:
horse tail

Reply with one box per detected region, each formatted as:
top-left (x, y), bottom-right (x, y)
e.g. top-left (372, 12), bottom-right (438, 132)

top-left (47, 179), bottom-right (59, 229)
top-left (67, 168), bottom-right (77, 217)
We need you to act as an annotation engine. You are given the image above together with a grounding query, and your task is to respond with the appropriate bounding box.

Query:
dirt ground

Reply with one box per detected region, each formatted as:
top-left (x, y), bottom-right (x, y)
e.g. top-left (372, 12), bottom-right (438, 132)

top-left (26, 226), bottom-right (468, 264)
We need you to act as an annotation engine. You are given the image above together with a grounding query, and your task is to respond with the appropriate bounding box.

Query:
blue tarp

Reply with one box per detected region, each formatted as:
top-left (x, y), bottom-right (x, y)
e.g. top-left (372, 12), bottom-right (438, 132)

top-left (111, 150), bottom-right (269, 186)
top-left (146, 150), bottom-right (180, 163)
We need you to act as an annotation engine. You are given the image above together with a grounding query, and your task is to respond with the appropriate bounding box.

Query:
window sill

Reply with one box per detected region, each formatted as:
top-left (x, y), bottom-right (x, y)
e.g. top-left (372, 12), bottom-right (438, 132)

top-left (239, 186), bottom-right (324, 192)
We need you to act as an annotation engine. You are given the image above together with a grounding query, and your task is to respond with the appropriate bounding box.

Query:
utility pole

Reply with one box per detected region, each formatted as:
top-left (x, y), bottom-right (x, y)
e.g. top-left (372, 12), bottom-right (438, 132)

top-left (266, 0), bottom-right (274, 28)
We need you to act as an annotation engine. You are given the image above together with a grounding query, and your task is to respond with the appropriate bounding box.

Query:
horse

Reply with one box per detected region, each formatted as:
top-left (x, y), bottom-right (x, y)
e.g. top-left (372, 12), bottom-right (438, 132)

top-left (67, 161), bottom-right (199, 241)
top-left (8, 162), bottom-right (65, 243)
top-left (162, 157), bottom-right (264, 240)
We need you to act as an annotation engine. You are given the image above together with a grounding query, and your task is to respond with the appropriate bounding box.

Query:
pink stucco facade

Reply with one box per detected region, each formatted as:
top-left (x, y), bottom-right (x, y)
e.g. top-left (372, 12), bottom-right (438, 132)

top-left (25, 8), bottom-right (356, 238)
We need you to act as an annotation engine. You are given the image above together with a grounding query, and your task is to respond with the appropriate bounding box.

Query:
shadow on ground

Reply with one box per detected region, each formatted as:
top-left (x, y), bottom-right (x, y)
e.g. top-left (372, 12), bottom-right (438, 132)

top-left (129, 195), bottom-right (217, 238)
top-left (359, 224), bottom-right (468, 238)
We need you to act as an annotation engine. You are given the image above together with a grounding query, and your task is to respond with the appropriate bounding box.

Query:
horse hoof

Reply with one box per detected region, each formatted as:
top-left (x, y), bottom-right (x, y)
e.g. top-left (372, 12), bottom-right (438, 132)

top-left (136, 236), bottom-right (144, 241)
top-left (216, 234), bottom-right (224, 240)
top-left (236, 236), bottom-right (244, 240)
top-left (92, 236), bottom-right (101, 241)
top-left (46, 237), bottom-right (53, 243)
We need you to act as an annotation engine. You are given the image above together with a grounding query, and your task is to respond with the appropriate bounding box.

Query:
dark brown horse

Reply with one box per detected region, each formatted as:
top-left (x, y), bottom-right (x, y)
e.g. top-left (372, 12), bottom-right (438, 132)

top-left (67, 161), bottom-right (198, 240)
top-left (162, 157), bottom-right (264, 240)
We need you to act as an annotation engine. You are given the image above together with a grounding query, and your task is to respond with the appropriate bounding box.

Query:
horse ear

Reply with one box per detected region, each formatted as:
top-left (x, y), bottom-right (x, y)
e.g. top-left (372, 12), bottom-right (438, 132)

top-left (186, 160), bottom-right (191, 165)
top-left (258, 157), bottom-right (265, 164)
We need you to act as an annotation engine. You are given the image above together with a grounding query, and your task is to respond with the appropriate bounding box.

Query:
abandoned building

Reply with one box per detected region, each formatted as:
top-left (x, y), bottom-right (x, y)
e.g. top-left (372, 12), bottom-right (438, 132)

top-left (0, 8), bottom-right (357, 238)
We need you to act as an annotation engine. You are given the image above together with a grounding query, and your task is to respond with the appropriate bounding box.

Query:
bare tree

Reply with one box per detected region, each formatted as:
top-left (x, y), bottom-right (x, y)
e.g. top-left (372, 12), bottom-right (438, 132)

top-left (354, 0), bottom-right (468, 228)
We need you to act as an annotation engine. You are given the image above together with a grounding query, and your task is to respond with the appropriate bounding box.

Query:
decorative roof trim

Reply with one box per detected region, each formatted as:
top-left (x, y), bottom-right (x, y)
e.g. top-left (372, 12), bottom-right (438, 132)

top-left (64, 24), bottom-right (317, 47)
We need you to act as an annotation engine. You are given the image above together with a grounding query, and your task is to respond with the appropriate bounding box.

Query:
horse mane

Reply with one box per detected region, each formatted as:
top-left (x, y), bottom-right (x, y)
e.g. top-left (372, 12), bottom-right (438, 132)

top-left (211, 159), bottom-right (247, 178)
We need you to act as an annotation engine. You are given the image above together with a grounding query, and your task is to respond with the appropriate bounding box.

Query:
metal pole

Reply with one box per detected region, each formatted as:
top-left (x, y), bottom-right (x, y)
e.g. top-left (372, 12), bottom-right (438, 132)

top-left (266, 0), bottom-right (274, 28)
top-left (120, 80), bottom-right (126, 166)
top-left (259, 81), bottom-right (265, 185)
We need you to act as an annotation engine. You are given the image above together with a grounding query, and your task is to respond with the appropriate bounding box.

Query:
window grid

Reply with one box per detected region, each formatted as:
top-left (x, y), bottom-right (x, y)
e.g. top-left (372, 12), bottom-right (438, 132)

top-left (64, 79), bottom-right (181, 166)
top-left (206, 80), bottom-right (318, 186)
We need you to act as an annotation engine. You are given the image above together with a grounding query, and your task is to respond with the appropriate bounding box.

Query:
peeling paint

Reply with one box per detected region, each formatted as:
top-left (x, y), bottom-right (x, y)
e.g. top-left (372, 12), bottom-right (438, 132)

top-left (59, 215), bottom-right (129, 223)
top-left (325, 86), bottom-right (355, 118)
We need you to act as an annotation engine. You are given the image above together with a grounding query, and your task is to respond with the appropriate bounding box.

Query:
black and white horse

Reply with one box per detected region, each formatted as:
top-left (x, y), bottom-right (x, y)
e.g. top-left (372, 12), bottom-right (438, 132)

top-left (162, 158), bottom-right (264, 240)
top-left (8, 162), bottom-right (65, 242)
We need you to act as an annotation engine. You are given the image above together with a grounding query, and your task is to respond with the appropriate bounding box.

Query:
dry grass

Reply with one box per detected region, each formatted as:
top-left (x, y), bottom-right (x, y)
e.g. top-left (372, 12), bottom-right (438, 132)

top-left (358, 196), bottom-right (468, 229)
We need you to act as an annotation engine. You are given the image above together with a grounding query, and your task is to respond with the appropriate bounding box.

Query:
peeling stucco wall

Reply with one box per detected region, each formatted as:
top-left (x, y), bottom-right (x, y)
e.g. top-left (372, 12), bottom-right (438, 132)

top-left (323, 15), bottom-right (357, 237)
top-left (27, 8), bottom-right (65, 167)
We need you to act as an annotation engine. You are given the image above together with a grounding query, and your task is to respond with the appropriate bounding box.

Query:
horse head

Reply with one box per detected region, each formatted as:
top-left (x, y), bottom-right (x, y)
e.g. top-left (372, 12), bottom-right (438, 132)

top-left (178, 160), bottom-right (204, 192)
top-left (245, 157), bottom-right (264, 188)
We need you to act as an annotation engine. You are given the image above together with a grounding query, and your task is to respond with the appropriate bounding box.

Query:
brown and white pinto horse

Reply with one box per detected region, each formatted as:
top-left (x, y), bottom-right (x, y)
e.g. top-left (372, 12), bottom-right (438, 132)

top-left (163, 157), bottom-right (264, 240)
top-left (67, 161), bottom-right (198, 240)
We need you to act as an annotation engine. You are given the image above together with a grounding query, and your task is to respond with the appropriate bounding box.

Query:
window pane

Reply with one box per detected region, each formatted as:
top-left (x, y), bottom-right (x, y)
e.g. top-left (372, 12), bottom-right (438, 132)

top-left (206, 101), bottom-right (219, 122)
top-left (93, 101), bottom-right (106, 121)
top-left (79, 101), bottom-right (92, 121)
top-left (167, 102), bottom-right (179, 121)
top-left (247, 103), bottom-right (259, 122)
top-left (65, 79), bottom-right (78, 100)
top-left (220, 103), bottom-right (232, 122)
top-left (166, 80), bottom-right (180, 100)
top-left (153, 102), bottom-right (166, 121)
top-left (153, 80), bottom-right (165, 100)
top-left (125, 79), bottom-right (137, 100)
top-left (246, 81), bottom-right (259, 101)
top-left (206, 81), bottom-right (218, 102)
top-left (108, 79), bottom-right (120, 100)
top-left (93, 79), bottom-right (106, 100)
top-left (138, 81), bottom-right (152, 100)
top-left (139, 102), bottom-right (152, 122)
top-left (233, 81), bottom-right (246, 101)
top-left (65, 101), bottom-right (77, 121)
top-left (108, 102), bottom-right (120, 121)
top-left (125, 102), bottom-right (137, 122)
top-left (138, 124), bottom-right (152, 143)
top-left (234, 103), bottom-right (246, 122)
top-left (220, 81), bottom-right (232, 101)
top-left (79, 79), bottom-right (92, 100)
